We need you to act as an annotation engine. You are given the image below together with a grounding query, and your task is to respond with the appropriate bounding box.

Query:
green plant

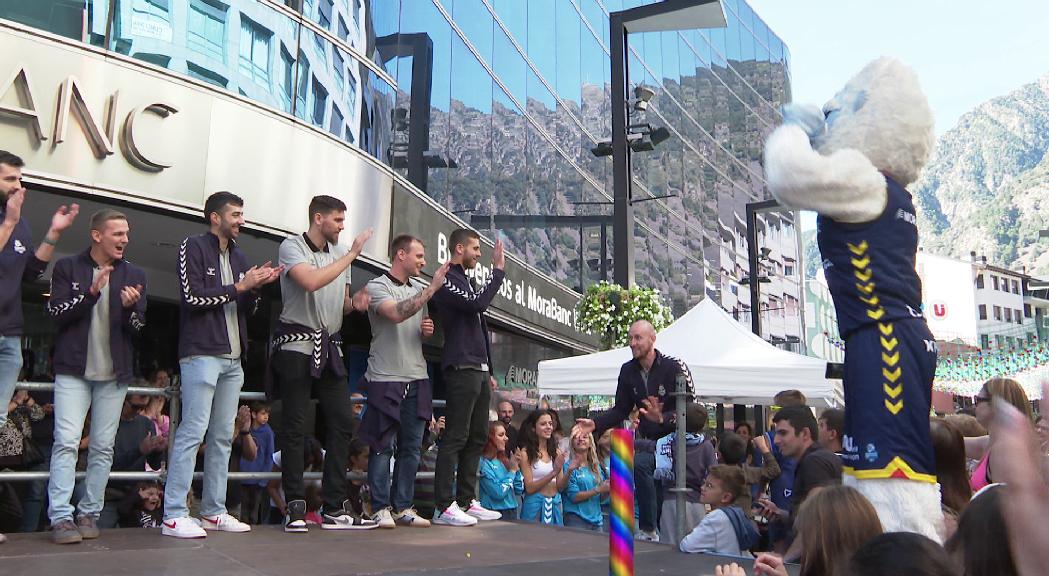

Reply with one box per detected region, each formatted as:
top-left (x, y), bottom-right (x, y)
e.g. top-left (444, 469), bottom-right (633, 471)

top-left (576, 281), bottom-right (675, 350)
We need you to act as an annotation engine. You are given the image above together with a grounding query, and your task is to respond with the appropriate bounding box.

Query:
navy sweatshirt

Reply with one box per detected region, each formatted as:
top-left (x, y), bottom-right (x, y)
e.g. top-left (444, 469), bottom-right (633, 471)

top-left (432, 263), bottom-right (505, 370)
top-left (593, 350), bottom-right (694, 440)
top-left (48, 250), bottom-right (147, 383)
top-left (0, 209), bottom-right (47, 335)
top-left (177, 232), bottom-right (258, 359)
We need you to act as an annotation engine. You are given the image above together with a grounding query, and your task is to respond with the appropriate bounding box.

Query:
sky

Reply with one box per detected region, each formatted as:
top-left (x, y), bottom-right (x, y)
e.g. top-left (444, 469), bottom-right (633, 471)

top-left (747, 0), bottom-right (1049, 136)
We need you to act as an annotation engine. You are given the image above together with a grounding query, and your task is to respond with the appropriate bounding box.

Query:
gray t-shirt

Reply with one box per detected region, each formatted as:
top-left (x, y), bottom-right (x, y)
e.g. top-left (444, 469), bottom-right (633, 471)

top-left (84, 267), bottom-right (115, 381)
top-left (365, 273), bottom-right (428, 382)
top-left (278, 234), bottom-right (351, 356)
top-left (219, 249), bottom-right (241, 360)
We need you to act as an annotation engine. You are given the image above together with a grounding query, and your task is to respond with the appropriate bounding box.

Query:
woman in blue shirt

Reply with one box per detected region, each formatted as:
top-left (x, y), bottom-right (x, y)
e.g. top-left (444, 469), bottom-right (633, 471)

top-left (562, 432), bottom-right (608, 531)
top-left (479, 421), bottom-right (523, 519)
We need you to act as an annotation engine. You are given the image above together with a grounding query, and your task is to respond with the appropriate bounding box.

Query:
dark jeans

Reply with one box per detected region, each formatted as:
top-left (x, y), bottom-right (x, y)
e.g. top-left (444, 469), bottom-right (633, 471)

top-left (367, 382), bottom-right (426, 512)
top-left (635, 450), bottom-right (657, 532)
top-left (434, 368), bottom-right (490, 511)
top-left (240, 484), bottom-right (266, 524)
top-left (275, 350), bottom-right (354, 512)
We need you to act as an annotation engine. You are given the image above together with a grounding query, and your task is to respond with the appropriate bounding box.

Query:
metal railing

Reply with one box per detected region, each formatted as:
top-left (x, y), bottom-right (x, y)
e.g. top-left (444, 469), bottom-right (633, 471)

top-left (2, 381), bottom-right (444, 483)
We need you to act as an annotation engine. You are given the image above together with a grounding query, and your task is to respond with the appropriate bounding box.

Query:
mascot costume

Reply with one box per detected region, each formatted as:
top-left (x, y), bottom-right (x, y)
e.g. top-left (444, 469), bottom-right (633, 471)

top-left (763, 57), bottom-right (943, 541)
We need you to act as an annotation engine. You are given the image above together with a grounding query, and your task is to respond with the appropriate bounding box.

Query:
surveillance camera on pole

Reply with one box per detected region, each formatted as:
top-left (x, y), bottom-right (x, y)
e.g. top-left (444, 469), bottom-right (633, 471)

top-left (632, 85), bottom-right (656, 112)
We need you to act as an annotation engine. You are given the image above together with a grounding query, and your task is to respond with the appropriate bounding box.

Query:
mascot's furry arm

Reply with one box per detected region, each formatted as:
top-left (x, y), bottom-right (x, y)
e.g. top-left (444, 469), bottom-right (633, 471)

top-left (764, 124), bottom-right (887, 224)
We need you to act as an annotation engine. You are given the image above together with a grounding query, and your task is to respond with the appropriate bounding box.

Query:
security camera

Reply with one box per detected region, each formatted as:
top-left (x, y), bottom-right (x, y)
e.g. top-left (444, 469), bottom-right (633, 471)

top-left (632, 85), bottom-right (656, 112)
top-left (634, 85), bottom-right (656, 102)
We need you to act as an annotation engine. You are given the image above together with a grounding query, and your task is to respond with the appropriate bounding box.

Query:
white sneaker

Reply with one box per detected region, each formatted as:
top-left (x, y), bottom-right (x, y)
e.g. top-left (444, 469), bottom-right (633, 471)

top-left (201, 513), bottom-right (251, 533)
top-left (432, 502), bottom-right (477, 526)
top-left (162, 517), bottom-right (207, 539)
top-left (373, 507), bottom-right (396, 529)
top-left (393, 507), bottom-right (431, 528)
top-left (636, 529), bottom-right (659, 542)
top-left (464, 500), bottom-right (501, 521)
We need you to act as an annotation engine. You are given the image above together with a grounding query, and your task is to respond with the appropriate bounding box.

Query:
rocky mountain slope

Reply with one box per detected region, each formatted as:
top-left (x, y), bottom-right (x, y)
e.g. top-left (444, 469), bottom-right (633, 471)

top-left (912, 73), bottom-right (1049, 276)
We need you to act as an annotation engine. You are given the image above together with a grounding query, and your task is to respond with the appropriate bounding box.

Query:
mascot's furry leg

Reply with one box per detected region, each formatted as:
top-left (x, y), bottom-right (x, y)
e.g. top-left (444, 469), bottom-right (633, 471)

top-left (762, 57), bottom-right (944, 543)
top-left (844, 477), bottom-right (944, 541)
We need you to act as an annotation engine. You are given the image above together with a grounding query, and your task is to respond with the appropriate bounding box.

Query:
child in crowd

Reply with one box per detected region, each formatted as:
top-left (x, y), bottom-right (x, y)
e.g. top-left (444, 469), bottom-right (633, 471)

top-left (716, 430), bottom-right (781, 516)
top-left (344, 438), bottom-right (372, 518)
top-left (679, 465), bottom-right (759, 556)
top-left (654, 403), bottom-right (716, 544)
top-left (479, 421), bottom-right (524, 519)
top-left (117, 481), bottom-right (164, 528)
top-left (562, 431), bottom-right (608, 531)
top-left (240, 402), bottom-right (275, 524)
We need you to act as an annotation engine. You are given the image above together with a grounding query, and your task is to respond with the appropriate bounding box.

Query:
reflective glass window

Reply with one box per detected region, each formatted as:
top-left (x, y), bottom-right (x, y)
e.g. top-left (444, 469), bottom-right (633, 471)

top-left (317, 0), bottom-right (333, 31)
top-left (492, 0), bottom-right (525, 44)
top-left (330, 104), bottom-right (344, 137)
top-left (333, 48), bottom-right (345, 93)
top-left (187, 61), bottom-right (228, 87)
top-left (312, 77), bottom-right (329, 126)
top-left (555, 0), bottom-right (581, 104)
top-left (494, 28), bottom-right (526, 103)
top-left (188, 0), bottom-right (228, 63)
top-left (338, 15), bottom-right (350, 42)
top-left (296, 52), bottom-right (311, 119)
top-left (239, 16), bottom-right (272, 86)
top-left (527, 0), bottom-right (556, 83)
top-left (279, 44), bottom-right (295, 112)
top-left (454, 0), bottom-right (493, 66)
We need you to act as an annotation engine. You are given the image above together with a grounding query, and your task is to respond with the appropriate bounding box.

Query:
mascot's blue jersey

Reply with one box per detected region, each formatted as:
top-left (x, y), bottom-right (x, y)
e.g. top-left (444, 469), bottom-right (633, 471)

top-left (816, 176), bottom-right (924, 339)
top-left (816, 176), bottom-right (937, 483)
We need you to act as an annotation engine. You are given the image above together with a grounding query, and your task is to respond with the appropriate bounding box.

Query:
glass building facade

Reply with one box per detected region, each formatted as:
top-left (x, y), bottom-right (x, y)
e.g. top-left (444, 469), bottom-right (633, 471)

top-left (1, 0), bottom-right (802, 344)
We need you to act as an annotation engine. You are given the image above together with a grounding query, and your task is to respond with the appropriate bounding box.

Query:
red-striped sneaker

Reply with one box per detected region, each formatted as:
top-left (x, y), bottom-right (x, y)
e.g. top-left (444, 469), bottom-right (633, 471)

top-left (201, 513), bottom-right (251, 533)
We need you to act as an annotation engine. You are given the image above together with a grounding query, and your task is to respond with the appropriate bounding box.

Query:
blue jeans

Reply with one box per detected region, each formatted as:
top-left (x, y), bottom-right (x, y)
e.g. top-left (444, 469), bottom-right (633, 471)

top-left (48, 375), bottom-right (128, 523)
top-left (367, 382), bottom-right (426, 512)
top-left (164, 356), bottom-right (243, 521)
top-left (635, 450), bottom-right (657, 532)
top-left (0, 335), bottom-right (22, 430)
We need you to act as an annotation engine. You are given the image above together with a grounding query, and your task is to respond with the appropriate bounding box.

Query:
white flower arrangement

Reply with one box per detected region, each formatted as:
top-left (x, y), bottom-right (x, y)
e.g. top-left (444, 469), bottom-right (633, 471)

top-left (576, 281), bottom-right (674, 350)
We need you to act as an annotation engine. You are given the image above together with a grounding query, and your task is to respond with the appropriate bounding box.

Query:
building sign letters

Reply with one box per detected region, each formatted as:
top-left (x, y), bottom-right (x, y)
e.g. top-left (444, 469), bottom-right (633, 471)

top-left (0, 65), bottom-right (178, 172)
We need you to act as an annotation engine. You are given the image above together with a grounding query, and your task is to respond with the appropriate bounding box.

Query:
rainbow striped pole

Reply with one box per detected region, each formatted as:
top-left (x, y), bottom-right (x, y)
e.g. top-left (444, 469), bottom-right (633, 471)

top-left (610, 429), bottom-right (634, 576)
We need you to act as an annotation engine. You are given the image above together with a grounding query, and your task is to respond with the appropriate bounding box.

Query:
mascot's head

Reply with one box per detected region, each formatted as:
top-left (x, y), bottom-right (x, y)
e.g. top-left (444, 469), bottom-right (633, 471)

top-left (817, 57), bottom-right (934, 187)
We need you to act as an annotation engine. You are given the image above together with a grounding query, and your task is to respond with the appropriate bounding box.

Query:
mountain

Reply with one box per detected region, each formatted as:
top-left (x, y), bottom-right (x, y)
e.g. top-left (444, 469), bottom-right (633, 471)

top-left (912, 73), bottom-right (1049, 276)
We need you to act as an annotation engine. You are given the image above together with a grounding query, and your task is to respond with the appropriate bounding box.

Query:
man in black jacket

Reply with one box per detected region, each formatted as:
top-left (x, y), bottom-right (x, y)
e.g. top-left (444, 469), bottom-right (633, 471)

top-left (574, 319), bottom-right (694, 540)
top-left (162, 192), bottom-right (280, 539)
top-left (45, 209), bottom-right (146, 545)
top-left (430, 228), bottom-right (505, 526)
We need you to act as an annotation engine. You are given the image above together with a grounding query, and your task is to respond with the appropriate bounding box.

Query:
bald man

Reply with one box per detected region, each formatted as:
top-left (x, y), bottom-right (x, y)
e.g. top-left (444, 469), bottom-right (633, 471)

top-left (575, 320), bottom-right (694, 541)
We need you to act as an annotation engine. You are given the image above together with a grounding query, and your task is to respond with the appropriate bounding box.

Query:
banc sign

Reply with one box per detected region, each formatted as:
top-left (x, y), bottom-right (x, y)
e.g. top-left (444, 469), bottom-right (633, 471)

top-left (0, 66), bottom-right (177, 172)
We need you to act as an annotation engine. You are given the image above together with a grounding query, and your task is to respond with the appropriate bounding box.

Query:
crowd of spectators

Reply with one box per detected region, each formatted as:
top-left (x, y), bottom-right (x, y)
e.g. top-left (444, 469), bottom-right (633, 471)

top-left (4, 364), bottom-right (1049, 576)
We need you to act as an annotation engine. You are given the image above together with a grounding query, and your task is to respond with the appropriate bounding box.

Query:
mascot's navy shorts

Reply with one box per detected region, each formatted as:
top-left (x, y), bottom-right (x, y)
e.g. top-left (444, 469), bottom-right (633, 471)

top-left (841, 318), bottom-right (937, 483)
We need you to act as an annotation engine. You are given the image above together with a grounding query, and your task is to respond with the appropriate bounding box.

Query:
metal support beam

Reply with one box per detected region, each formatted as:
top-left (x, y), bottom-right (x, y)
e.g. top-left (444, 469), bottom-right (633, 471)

top-left (746, 199), bottom-right (779, 337)
top-left (610, 11), bottom-right (634, 289)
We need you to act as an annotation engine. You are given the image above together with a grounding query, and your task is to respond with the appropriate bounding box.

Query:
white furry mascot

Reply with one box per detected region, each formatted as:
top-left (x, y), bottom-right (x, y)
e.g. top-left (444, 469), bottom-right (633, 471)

top-left (763, 57), bottom-right (943, 541)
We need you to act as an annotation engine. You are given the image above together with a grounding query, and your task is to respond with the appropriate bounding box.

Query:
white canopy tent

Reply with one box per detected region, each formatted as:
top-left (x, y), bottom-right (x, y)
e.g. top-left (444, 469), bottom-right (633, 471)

top-left (538, 299), bottom-right (843, 408)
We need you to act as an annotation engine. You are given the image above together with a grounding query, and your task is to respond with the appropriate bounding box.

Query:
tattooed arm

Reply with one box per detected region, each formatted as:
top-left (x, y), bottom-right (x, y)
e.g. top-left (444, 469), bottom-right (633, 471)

top-left (374, 263), bottom-right (450, 324)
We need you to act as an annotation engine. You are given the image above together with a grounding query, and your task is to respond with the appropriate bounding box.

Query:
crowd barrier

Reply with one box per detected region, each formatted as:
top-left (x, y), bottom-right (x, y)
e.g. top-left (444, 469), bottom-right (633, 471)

top-left (1, 381), bottom-right (445, 482)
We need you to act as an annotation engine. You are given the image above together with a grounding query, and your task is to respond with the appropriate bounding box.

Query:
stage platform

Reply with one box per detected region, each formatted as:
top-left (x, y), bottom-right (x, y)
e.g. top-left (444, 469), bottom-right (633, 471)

top-left (0, 521), bottom-right (799, 576)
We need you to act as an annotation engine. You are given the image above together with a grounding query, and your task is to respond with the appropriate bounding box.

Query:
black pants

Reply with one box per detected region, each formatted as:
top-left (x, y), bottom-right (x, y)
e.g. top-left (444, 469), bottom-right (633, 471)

top-left (274, 350), bottom-right (354, 513)
top-left (240, 485), bottom-right (266, 524)
top-left (434, 368), bottom-right (490, 511)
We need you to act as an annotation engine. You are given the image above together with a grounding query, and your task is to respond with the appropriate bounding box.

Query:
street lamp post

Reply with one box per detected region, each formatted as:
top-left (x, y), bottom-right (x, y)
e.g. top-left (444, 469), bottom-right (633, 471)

top-left (609, 0), bottom-right (726, 289)
top-left (606, 0), bottom-right (727, 547)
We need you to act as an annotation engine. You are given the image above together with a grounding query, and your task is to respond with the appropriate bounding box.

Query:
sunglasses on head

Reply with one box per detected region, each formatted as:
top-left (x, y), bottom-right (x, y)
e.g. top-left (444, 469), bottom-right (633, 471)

top-left (974, 396), bottom-right (991, 404)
